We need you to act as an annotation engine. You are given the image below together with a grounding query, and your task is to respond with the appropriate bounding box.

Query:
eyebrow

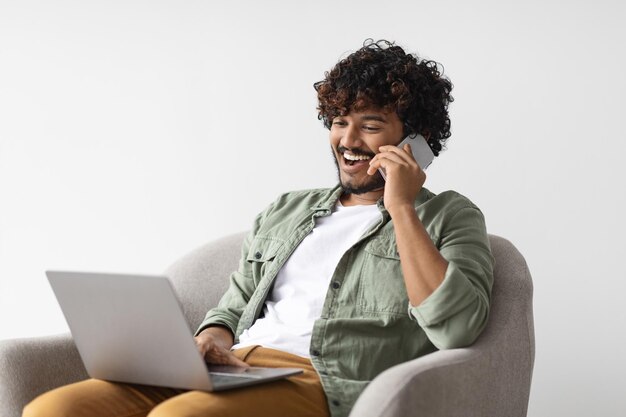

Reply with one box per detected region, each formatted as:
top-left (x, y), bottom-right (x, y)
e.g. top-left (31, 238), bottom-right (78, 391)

top-left (359, 114), bottom-right (388, 123)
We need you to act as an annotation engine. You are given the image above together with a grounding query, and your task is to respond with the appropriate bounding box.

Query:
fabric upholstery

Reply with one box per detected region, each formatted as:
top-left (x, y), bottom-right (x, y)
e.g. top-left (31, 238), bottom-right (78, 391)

top-left (0, 334), bottom-right (88, 417)
top-left (165, 232), bottom-right (246, 332)
top-left (0, 233), bottom-right (534, 417)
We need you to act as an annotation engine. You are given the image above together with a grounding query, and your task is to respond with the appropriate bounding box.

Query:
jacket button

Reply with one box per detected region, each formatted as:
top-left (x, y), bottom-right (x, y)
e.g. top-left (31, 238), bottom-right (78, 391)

top-left (332, 400), bottom-right (341, 407)
top-left (254, 251), bottom-right (262, 259)
top-left (331, 281), bottom-right (341, 289)
top-left (312, 350), bottom-right (320, 357)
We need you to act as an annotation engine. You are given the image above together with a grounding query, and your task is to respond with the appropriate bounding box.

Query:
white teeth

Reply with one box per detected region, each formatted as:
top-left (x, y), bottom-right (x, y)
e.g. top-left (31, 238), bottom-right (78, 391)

top-left (343, 152), bottom-right (371, 161)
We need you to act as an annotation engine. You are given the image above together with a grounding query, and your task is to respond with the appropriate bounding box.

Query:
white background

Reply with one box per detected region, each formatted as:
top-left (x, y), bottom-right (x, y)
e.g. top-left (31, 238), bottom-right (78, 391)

top-left (1, 0), bottom-right (625, 415)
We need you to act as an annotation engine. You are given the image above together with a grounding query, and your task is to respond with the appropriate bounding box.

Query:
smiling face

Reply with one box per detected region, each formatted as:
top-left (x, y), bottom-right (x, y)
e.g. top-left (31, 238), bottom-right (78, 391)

top-left (330, 108), bottom-right (405, 198)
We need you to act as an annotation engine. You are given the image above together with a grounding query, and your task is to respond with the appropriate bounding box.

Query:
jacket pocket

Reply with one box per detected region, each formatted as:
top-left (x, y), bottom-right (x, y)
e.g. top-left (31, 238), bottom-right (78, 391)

top-left (357, 237), bottom-right (409, 316)
top-left (246, 236), bottom-right (284, 262)
top-left (245, 236), bottom-right (285, 285)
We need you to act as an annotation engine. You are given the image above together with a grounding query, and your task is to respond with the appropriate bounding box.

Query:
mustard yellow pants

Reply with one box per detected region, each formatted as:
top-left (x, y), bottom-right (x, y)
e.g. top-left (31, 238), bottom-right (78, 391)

top-left (23, 345), bottom-right (330, 417)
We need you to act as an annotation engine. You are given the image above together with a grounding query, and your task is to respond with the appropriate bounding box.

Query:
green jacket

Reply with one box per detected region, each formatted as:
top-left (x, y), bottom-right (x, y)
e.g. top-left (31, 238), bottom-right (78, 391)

top-left (197, 184), bottom-right (494, 417)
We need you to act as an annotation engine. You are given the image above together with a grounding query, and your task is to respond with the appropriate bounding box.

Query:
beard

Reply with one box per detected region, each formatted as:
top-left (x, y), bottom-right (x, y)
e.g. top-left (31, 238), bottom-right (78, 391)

top-left (331, 147), bottom-right (385, 195)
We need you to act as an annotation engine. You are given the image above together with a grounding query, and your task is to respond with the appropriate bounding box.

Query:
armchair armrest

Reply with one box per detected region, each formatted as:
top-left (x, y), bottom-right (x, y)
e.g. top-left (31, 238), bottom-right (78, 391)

top-left (0, 333), bottom-right (88, 417)
top-left (349, 347), bottom-right (502, 417)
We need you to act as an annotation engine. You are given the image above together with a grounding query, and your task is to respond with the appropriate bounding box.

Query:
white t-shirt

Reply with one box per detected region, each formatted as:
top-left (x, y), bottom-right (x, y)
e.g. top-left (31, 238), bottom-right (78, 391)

top-left (232, 201), bottom-right (382, 358)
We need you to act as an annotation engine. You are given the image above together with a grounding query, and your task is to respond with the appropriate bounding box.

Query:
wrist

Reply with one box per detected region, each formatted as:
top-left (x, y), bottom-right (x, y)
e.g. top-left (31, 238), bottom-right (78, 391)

top-left (202, 325), bottom-right (235, 348)
top-left (387, 202), bottom-right (417, 219)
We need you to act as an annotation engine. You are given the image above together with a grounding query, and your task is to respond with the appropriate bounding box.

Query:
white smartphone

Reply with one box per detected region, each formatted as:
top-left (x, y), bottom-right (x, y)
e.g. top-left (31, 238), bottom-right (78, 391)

top-left (378, 134), bottom-right (434, 181)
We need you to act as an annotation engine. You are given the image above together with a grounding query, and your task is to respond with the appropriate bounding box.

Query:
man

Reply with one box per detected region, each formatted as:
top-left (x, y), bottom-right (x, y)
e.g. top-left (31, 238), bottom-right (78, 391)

top-left (24, 39), bottom-right (494, 417)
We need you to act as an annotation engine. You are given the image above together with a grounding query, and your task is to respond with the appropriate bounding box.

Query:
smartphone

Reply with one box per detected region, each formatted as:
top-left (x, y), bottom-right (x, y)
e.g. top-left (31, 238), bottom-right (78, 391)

top-left (377, 134), bottom-right (434, 181)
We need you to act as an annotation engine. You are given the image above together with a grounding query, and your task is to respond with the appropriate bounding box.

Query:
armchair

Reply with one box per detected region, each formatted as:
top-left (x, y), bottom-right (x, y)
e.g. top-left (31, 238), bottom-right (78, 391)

top-left (0, 233), bottom-right (534, 417)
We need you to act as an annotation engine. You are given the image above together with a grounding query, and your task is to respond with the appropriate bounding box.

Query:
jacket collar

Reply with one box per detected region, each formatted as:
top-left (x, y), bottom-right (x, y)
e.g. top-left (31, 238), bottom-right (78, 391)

top-left (311, 184), bottom-right (344, 214)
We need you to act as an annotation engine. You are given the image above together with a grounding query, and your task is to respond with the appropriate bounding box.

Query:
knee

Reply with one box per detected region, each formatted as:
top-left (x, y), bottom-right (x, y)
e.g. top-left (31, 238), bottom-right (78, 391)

top-left (21, 380), bottom-right (101, 417)
top-left (22, 391), bottom-right (71, 417)
top-left (148, 400), bottom-right (190, 417)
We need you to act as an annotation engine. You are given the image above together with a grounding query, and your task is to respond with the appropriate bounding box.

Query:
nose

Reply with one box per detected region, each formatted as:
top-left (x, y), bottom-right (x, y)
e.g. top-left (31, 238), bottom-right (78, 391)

top-left (340, 125), bottom-right (363, 149)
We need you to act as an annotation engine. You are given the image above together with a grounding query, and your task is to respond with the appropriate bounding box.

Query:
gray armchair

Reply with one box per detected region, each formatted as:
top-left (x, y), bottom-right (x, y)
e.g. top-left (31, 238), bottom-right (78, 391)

top-left (0, 233), bottom-right (534, 417)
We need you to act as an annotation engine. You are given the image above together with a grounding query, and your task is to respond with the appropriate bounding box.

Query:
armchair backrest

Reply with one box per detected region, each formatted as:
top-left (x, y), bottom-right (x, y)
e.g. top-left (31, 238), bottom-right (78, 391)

top-left (165, 231), bottom-right (247, 331)
top-left (474, 235), bottom-right (535, 413)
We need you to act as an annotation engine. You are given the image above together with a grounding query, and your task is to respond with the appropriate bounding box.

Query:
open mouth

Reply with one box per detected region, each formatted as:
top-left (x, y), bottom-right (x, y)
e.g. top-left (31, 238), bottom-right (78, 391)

top-left (343, 151), bottom-right (372, 166)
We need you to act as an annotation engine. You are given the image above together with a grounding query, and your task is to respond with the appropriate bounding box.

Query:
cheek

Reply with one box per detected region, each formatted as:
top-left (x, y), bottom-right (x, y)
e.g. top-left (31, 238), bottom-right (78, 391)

top-left (365, 140), bottom-right (385, 154)
top-left (370, 135), bottom-right (401, 152)
top-left (329, 132), bottom-right (341, 147)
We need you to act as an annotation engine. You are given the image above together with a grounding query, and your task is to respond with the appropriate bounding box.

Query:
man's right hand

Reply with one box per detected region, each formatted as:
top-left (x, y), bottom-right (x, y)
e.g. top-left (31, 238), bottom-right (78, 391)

top-left (194, 326), bottom-right (249, 368)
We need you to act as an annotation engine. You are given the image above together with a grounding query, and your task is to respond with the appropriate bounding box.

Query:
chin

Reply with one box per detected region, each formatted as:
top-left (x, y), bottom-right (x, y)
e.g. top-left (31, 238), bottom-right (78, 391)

top-left (340, 175), bottom-right (385, 195)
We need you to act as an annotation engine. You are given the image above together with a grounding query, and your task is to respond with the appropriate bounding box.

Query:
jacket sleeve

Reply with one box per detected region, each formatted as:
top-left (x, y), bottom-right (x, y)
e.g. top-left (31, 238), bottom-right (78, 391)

top-left (194, 202), bottom-right (275, 337)
top-left (408, 206), bottom-right (495, 349)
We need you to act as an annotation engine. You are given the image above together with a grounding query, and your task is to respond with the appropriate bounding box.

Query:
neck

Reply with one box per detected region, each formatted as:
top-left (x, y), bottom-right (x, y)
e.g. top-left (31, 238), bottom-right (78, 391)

top-left (340, 189), bottom-right (383, 206)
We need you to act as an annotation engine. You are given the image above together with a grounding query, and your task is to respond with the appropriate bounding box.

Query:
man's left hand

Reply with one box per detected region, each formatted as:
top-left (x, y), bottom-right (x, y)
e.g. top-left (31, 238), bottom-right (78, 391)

top-left (367, 143), bottom-right (426, 215)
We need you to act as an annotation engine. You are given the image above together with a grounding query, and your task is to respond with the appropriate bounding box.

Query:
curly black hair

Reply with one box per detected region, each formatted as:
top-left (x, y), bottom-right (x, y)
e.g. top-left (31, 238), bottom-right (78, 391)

top-left (314, 39), bottom-right (454, 156)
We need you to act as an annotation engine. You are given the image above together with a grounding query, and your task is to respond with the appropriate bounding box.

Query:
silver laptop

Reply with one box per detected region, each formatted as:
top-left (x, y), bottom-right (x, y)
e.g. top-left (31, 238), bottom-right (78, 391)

top-left (46, 271), bottom-right (303, 391)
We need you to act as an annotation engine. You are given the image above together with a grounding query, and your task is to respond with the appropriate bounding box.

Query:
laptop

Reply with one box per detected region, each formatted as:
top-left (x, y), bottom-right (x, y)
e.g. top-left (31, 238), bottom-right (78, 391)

top-left (46, 271), bottom-right (303, 391)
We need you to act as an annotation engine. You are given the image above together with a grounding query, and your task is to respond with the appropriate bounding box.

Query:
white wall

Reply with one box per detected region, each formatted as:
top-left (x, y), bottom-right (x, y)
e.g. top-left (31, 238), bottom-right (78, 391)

top-left (1, 0), bottom-right (625, 415)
